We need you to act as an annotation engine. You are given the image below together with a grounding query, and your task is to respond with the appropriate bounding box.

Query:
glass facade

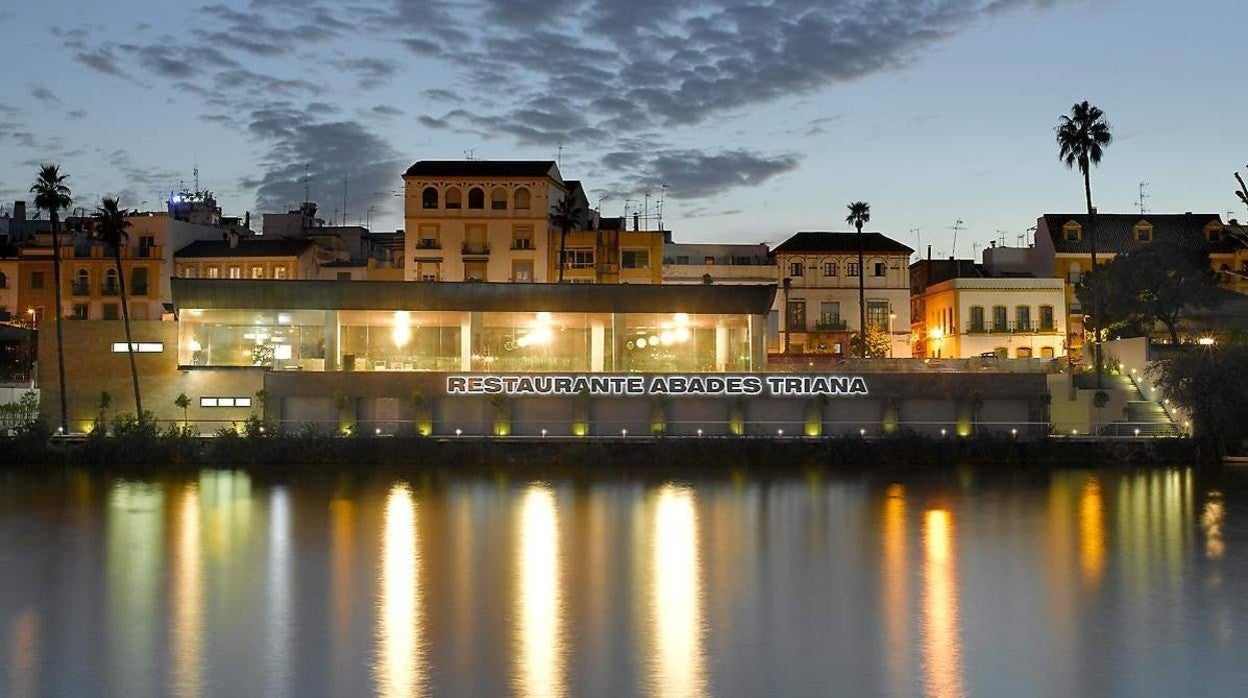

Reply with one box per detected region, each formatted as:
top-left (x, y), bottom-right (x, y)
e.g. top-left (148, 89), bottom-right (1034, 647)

top-left (178, 308), bottom-right (757, 373)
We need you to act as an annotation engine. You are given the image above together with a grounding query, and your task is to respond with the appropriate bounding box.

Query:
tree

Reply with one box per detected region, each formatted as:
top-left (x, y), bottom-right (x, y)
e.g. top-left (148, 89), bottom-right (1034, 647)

top-left (549, 195), bottom-right (585, 282)
top-left (1152, 343), bottom-right (1248, 455)
top-left (94, 197), bottom-right (142, 417)
top-left (1057, 101), bottom-right (1113, 383)
top-left (849, 325), bottom-right (891, 359)
top-left (30, 164), bottom-right (72, 433)
top-left (1075, 238), bottom-right (1222, 344)
top-left (1235, 162), bottom-right (1248, 212)
top-left (174, 393), bottom-right (191, 428)
top-left (845, 201), bottom-right (871, 357)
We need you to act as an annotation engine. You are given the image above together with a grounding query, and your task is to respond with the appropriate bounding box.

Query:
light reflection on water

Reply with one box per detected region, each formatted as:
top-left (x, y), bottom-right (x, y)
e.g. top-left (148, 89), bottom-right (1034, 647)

top-left (1, 466), bottom-right (1246, 697)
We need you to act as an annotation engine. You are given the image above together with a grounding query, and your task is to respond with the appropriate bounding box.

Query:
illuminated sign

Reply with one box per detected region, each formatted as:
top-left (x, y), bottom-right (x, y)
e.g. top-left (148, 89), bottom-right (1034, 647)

top-left (446, 374), bottom-right (868, 397)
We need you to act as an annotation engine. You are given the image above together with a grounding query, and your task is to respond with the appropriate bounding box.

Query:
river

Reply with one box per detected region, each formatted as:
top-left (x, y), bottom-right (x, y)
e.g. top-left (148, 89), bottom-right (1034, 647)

top-left (1, 465), bottom-right (1246, 697)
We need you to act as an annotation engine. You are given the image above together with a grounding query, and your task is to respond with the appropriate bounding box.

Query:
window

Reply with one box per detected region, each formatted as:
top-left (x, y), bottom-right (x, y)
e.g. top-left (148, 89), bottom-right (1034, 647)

top-left (992, 306), bottom-right (1007, 331)
top-left (1067, 262), bottom-right (1081, 283)
top-left (818, 301), bottom-right (842, 329)
top-left (138, 235), bottom-right (155, 258)
top-left (336, 272), bottom-right (352, 281)
top-left (823, 261), bottom-right (837, 276)
top-left (73, 304), bottom-right (88, 320)
top-left (464, 261), bottom-right (487, 281)
top-left (969, 306), bottom-right (985, 332)
top-left (200, 396), bottom-right (251, 408)
top-left (1039, 305), bottom-right (1054, 331)
top-left (103, 268), bottom-right (119, 295)
top-left (514, 188), bottom-right (531, 211)
top-left (112, 342), bottom-right (164, 353)
top-left (416, 261), bottom-right (440, 281)
top-left (511, 226), bottom-right (533, 250)
top-left (873, 262), bottom-right (886, 277)
top-left (182, 267), bottom-right (198, 278)
top-left (228, 266), bottom-right (242, 279)
top-left (789, 262), bottom-right (803, 277)
top-left (205, 267), bottom-right (220, 279)
top-left (1017, 347), bottom-right (1033, 359)
top-left (417, 225), bottom-right (440, 249)
top-left (675, 256), bottom-right (689, 265)
top-left (1063, 222), bottom-right (1081, 242)
top-left (130, 268), bottom-right (149, 296)
top-left (1134, 223), bottom-right (1153, 242)
top-left (467, 187), bottom-right (485, 209)
top-left (847, 262), bottom-right (860, 277)
top-left (1041, 347), bottom-right (1055, 358)
top-left (30, 271), bottom-right (44, 289)
top-left (786, 299), bottom-right (807, 331)
top-left (73, 269), bottom-right (89, 295)
top-left (866, 300), bottom-right (890, 332)
top-left (251, 266), bottom-right (265, 279)
top-left (994, 346), bottom-right (1008, 359)
top-left (513, 260), bottom-right (534, 282)
top-left (491, 188), bottom-right (507, 210)
top-left (704, 256), bottom-right (716, 265)
top-left (622, 250), bottom-right (649, 269)
top-left (102, 303), bottom-right (119, 320)
top-left (0, 271), bottom-right (7, 289)
top-left (274, 267), bottom-right (288, 280)
top-left (1016, 306), bottom-right (1031, 331)
top-left (421, 187), bottom-right (438, 209)
top-left (561, 249), bottom-right (595, 269)
top-left (445, 187), bottom-right (462, 209)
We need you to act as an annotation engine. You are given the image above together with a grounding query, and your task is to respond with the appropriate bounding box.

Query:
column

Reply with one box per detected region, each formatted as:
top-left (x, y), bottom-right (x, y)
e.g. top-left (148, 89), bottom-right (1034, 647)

top-left (324, 310), bottom-right (339, 371)
top-left (611, 313), bottom-right (626, 372)
top-left (715, 323), bottom-right (729, 372)
top-left (747, 314), bottom-right (766, 371)
top-left (460, 312), bottom-right (481, 371)
top-left (591, 320), bottom-right (606, 373)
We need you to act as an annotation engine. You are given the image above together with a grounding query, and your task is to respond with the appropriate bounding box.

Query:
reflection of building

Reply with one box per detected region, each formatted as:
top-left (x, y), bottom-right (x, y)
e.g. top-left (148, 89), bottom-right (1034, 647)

top-left (771, 232), bottom-right (913, 357)
top-left (910, 253), bottom-right (1067, 359)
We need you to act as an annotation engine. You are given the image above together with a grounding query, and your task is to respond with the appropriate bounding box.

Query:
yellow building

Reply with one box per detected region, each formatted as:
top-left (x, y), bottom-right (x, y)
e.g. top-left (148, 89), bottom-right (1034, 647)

top-left (17, 231), bottom-right (164, 322)
top-left (175, 236), bottom-right (320, 281)
top-left (551, 204), bottom-right (666, 285)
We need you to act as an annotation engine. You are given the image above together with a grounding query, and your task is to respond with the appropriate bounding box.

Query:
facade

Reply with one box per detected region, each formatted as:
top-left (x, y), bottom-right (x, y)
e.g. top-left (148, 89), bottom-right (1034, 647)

top-left (0, 258), bottom-right (18, 322)
top-left (910, 258), bottom-right (1066, 359)
top-left (402, 161), bottom-right (563, 283)
top-left (662, 242), bottom-right (775, 285)
top-left (771, 231), bottom-right (913, 357)
top-left (175, 236), bottom-right (320, 281)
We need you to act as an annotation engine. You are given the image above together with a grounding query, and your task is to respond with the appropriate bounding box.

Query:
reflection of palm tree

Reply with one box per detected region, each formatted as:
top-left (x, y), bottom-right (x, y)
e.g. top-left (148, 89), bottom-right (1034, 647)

top-left (845, 201), bottom-right (871, 357)
top-left (1057, 101), bottom-right (1112, 384)
top-left (30, 165), bottom-right (72, 432)
top-left (549, 195), bottom-right (585, 283)
top-left (95, 197), bottom-right (142, 417)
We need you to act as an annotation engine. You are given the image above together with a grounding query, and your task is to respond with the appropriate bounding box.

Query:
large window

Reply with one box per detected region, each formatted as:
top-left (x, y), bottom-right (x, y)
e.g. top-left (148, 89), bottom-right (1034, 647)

top-left (561, 249), bottom-right (594, 269)
top-left (514, 188), bottom-right (531, 210)
top-left (468, 187), bottom-right (485, 209)
top-left (30, 271), bottom-right (44, 289)
top-left (103, 269), bottom-right (120, 295)
top-left (1039, 305), bottom-right (1055, 331)
top-left (445, 187), bottom-right (462, 209)
top-left (621, 250), bottom-right (649, 269)
top-left (73, 269), bottom-right (89, 296)
top-left (1016, 306), bottom-right (1031, 332)
top-left (969, 306), bottom-right (985, 332)
top-left (823, 262), bottom-right (837, 277)
top-left (491, 188), bottom-right (508, 210)
top-left (847, 262), bottom-right (860, 277)
top-left (786, 300), bottom-right (806, 332)
top-left (788, 262), bottom-right (803, 277)
top-left (866, 300), bottom-right (890, 332)
top-left (421, 187), bottom-right (438, 209)
top-left (992, 305), bottom-right (1007, 332)
top-left (131, 268), bottom-right (149, 296)
top-left (179, 309), bottom-right (329, 369)
top-left (818, 301), bottom-right (842, 330)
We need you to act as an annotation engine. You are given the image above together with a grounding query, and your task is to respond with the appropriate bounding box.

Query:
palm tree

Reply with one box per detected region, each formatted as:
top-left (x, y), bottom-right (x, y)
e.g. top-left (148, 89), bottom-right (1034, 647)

top-left (845, 201), bottom-right (871, 357)
top-left (30, 165), bottom-right (72, 433)
top-left (1057, 100), bottom-right (1112, 384)
top-left (95, 197), bottom-right (142, 417)
top-left (549, 195), bottom-right (585, 282)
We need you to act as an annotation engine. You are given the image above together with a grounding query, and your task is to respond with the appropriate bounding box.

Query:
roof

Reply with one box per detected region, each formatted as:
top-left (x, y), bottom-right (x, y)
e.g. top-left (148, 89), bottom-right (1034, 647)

top-left (171, 279), bottom-right (777, 315)
top-left (174, 238), bottom-right (314, 259)
top-left (772, 232), bottom-right (914, 255)
top-left (1039, 213), bottom-right (1236, 254)
top-left (403, 160), bottom-right (561, 180)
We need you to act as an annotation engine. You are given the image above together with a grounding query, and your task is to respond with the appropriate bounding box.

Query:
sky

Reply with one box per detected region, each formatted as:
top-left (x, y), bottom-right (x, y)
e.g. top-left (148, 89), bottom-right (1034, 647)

top-left (1, 0), bottom-right (1245, 255)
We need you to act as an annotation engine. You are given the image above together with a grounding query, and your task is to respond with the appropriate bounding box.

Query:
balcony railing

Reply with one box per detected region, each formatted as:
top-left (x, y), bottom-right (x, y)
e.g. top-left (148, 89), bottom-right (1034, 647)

top-left (511, 239), bottom-right (534, 250)
top-left (967, 322), bottom-right (1058, 334)
top-left (416, 239), bottom-right (441, 250)
top-left (72, 282), bottom-right (89, 296)
top-left (102, 283), bottom-right (120, 296)
top-left (462, 242), bottom-right (490, 255)
top-left (815, 316), bottom-right (848, 331)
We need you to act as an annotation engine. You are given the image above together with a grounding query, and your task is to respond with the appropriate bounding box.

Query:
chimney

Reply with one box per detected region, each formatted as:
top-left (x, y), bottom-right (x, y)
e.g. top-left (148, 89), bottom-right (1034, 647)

top-left (13, 201), bottom-right (26, 222)
top-left (228, 229), bottom-right (240, 249)
top-left (244, 211), bottom-right (251, 231)
top-left (632, 213), bottom-right (639, 231)
top-left (926, 244), bottom-right (932, 261)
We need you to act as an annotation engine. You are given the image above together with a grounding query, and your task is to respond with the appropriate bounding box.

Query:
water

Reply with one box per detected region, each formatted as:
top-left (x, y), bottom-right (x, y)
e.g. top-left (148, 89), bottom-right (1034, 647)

top-left (1, 465), bottom-right (1246, 697)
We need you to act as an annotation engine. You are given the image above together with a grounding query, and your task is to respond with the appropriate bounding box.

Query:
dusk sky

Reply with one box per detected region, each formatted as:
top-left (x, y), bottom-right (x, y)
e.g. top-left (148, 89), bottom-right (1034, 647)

top-left (1, 0), bottom-right (1244, 254)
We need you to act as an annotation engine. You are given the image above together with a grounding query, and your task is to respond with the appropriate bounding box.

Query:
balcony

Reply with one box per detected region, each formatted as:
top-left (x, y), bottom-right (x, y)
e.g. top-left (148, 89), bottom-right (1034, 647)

top-left (462, 242), bottom-right (490, 256)
top-left (102, 283), bottom-right (120, 296)
top-left (416, 239), bottom-right (441, 250)
top-left (967, 322), bottom-right (1056, 334)
top-left (72, 282), bottom-right (90, 296)
top-left (815, 315), bottom-right (848, 331)
top-left (511, 239), bottom-right (534, 251)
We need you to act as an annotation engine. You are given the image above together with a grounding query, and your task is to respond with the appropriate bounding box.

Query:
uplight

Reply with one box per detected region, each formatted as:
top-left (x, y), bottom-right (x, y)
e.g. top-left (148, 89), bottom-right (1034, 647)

top-left (696, 429), bottom-right (703, 437)
top-left (621, 429), bottom-right (628, 437)
top-left (455, 428), bottom-right (462, 437)
top-left (1198, 336), bottom-right (1216, 346)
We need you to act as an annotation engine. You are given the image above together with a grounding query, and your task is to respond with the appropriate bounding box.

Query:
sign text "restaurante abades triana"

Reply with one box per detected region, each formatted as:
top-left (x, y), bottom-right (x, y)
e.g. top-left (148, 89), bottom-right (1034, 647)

top-left (446, 375), bottom-right (869, 397)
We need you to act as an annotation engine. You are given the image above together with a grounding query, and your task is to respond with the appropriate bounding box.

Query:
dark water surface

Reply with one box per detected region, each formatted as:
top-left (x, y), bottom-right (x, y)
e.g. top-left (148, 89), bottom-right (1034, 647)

top-left (1, 465), bottom-right (1246, 697)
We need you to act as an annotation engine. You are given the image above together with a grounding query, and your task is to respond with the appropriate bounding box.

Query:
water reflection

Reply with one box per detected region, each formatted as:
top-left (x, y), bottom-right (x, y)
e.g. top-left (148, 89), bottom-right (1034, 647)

top-left (1201, 490), bottom-right (1225, 560)
top-left (649, 484), bottom-right (707, 698)
top-left (170, 484), bottom-right (202, 698)
top-left (921, 509), bottom-right (963, 698)
top-left (329, 490), bottom-right (356, 694)
top-left (375, 483), bottom-right (425, 698)
top-left (1078, 477), bottom-right (1106, 590)
top-left (7, 610), bottom-right (38, 698)
top-left (514, 484), bottom-right (566, 698)
top-left (266, 488), bottom-right (292, 698)
top-left (880, 484), bottom-right (910, 697)
top-left (107, 481), bottom-right (165, 697)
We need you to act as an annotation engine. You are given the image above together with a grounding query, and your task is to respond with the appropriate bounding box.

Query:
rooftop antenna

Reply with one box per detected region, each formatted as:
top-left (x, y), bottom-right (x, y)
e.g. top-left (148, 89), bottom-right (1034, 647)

top-left (342, 177), bottom-right (348, 227)
top-left (1137, 181), bottom-right (1150, 214)
top-left (557, 144), bottom-right (563, 168)
top-left (972, 242), bottom-right (980, 260)
top-left (193, 164), bottom-right (200, 194)
top-left (657, 182), bottom-right (668, 230)
top-left (643, 190), bottom-right (651, 230)
top-left (910, 227), bottom-right (922, 261)
top-left (463, 148), bottom-right (476, 161)
top-left (948, 218), bottom-right (964, 257)
top-left (303, 164), bottom-right (310, 203)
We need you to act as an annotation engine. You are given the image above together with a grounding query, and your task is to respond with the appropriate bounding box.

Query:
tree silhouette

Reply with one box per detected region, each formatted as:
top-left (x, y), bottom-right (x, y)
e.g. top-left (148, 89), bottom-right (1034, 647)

top-left (845, 201), bottom-right (871, 357)
top-left (95, 197), bottom-right (142, 418)
top-left (549, 195), bottom-right (585, 282)
top-left (29, 164), bottom-right (72, 432)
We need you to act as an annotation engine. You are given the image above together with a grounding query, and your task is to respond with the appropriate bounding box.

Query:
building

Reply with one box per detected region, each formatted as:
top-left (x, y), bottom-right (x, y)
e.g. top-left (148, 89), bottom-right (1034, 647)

top-left (910, 254), bottom-right (1067, 359)
top-left (662, 242), bottom-right (775, 285)
top-left (402, 160), bottom-right (564, 282)
top-left (548, 191), bottom-right (667, 284)
top-left (1033, 213), bottom-right (1241, 354)
top-left (0, 257), bottom-right (19, 322)
top-left (771, 231), bottom-right (913, 357)
top-left (175, 235), bottom-right (320, 280)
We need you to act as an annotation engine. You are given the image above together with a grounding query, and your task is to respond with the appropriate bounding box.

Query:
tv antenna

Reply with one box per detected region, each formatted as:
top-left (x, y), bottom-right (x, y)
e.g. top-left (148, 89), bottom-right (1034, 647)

top-left (303, 164), bottom-right (310, 203)
top-left (193, 164), bottom-right (200, 194)
top-left (657, 183), bottom-right (668, 230)
top-left (463, 148), bottom-right (476, 161)
top-left (948, 218), bottom-right (964, 257)
top-left (557, 145), bottom-right (563, 168)
top-left (909, 227), bottom-right (922, 261)
top-left (1137, 181), bottom-right (1150, 214)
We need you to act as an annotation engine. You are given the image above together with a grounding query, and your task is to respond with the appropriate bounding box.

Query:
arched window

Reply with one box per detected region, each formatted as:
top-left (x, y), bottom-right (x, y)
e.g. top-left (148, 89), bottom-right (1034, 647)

top-left (103, 268), bottom-right (119, 295)
top-left (969, 306), bottom-right (984, 332)
top-left (421, 187), bottom-right (438, 209)
top-left (130, 267), bottom-right (149, 296)
top-left (445, 187), bottom-right (462, 209)
top-left (1041, 347), bottom-right (1055, 358)
top-left (74, 269), bottom-right (89, 295)
top-left (1039, 305), bottom-right (1054, 331)
top-left (491, 188), bottom-right (508, 210)
top-left (994, 346), bottom-right (1008, 359)
top-left (467, 187), bottom-right (485, 209)
top-left (514, 187), bottom-right (531, 210)
top-left (1017, 347), bottom-right (1033, 359)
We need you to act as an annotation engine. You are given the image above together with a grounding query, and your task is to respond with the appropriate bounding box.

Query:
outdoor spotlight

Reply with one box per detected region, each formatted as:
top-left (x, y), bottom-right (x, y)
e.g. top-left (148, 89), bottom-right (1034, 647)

top-left (940, 428), bottom-right (947, 437)
top-left (622, 429), bottom-right (628, 437)
top-left (778, 429), bottom-right (784, 437)
top-left (541, 429), bottom-right (547, 437)
top-left (456, 428), bottom-right (463, 436)
top-left (859, 428), bottom-right (866, 436)
top-left (1011, 428), bottom-right (1018, 437)
top-left (1134, 428), bottom-right (1141, 436)
top-left (259, 426), bottom-right (265, 433)
top-left (697, 429), bottom-right (703, 437)
top-left (375, 428), bottom-right (382, 435)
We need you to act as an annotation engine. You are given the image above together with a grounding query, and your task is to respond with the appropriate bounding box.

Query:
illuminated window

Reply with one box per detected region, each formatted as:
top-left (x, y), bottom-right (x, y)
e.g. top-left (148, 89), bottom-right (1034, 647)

top-left (251, 265), bottom-right (265, 279)
top-left (1134, 223), bottom-right (1153, 242)
top-left (205, 267), bottom-right (220, 279)
top-left (511, 225), bottom-right (533, 250)
top-left (228, 266), bottom-right (242, 279)
top-left (561, 249), bottom-right (595, 269)
top-left (789, 262), bottom-right (803, 277)
top-left (1063, 222), bottom-right (1081, 242)
top-left (199, 396), bottom-right (252, 408)
top-left (1041, 347), bottom-right (1055, 358)
top-left (274, 267), bottom-right (288, 279)
top-left (112, 342), bottom-right (164, 353)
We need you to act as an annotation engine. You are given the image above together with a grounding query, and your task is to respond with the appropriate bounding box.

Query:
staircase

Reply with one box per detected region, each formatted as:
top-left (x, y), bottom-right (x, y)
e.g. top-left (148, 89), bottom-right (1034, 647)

top-left (1095, 373), bottom-right (1183, 437)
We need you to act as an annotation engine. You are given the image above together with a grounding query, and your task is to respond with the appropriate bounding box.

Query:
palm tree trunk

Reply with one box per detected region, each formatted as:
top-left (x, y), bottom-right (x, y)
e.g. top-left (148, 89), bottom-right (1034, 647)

top-left (857, 224), bottom-right (866, 358)
top-left (558, 227), bottom-right (568, 283)
top-left (1083, 167), bottom-right (1103, 387)
top-left (114, 250), bottom-right (143, 417)
top-left (50, 214), bottom-right (69, 433)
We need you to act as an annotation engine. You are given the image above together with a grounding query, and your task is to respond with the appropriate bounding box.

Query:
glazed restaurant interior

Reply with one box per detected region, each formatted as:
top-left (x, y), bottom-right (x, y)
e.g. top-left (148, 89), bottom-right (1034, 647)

top-left (172, 279), bottom-right (774, 373)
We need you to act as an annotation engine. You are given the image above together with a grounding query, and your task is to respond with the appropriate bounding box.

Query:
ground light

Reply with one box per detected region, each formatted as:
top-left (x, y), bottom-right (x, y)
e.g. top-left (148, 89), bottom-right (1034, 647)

top-left (1134, 428), bottom-right (1141, 437)
top-left (696, 429), bottom-right (703, 437)
top-left (940, 429), bottom-right (947, 437)
top-left (777, 429), bottom-right (784, 437)
top-left (375, 428), bottom-right (382, 435)
top-left (541, 429), bottom-right (547, 437)
top-left (1198, 336), bottom-right (1216, 346)
top-left (621, 429), bottom-right (628, 437)
top-left (455, 428), bottom-right (462, 437)
top-left (1011, 428), bottom-right (1018, 437)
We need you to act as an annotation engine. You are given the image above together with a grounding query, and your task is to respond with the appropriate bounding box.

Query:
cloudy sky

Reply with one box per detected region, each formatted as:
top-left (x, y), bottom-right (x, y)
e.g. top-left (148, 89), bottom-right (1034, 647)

top-left (1, 0), bottom-right (1244, 254)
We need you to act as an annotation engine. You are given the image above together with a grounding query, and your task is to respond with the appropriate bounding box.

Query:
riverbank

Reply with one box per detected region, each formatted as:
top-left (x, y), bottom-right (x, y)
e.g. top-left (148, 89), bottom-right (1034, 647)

top-left (0, 429), bottom-right (1207, 469)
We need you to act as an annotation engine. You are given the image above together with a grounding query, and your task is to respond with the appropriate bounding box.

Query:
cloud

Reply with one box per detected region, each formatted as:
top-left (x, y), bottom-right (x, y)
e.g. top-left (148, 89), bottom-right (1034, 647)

top-left (73, 47), bottom-right (124, 76)
top-left (332, 57), bottom-right (399, 89)
top-left (399, 38), bottom-right (442, 57)
top-left (67, 109), bottom-right (88, 120)
top-left (29, 86), bottom-right (62, 106)
top-left (603, 149), bottom-right (800, 200)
